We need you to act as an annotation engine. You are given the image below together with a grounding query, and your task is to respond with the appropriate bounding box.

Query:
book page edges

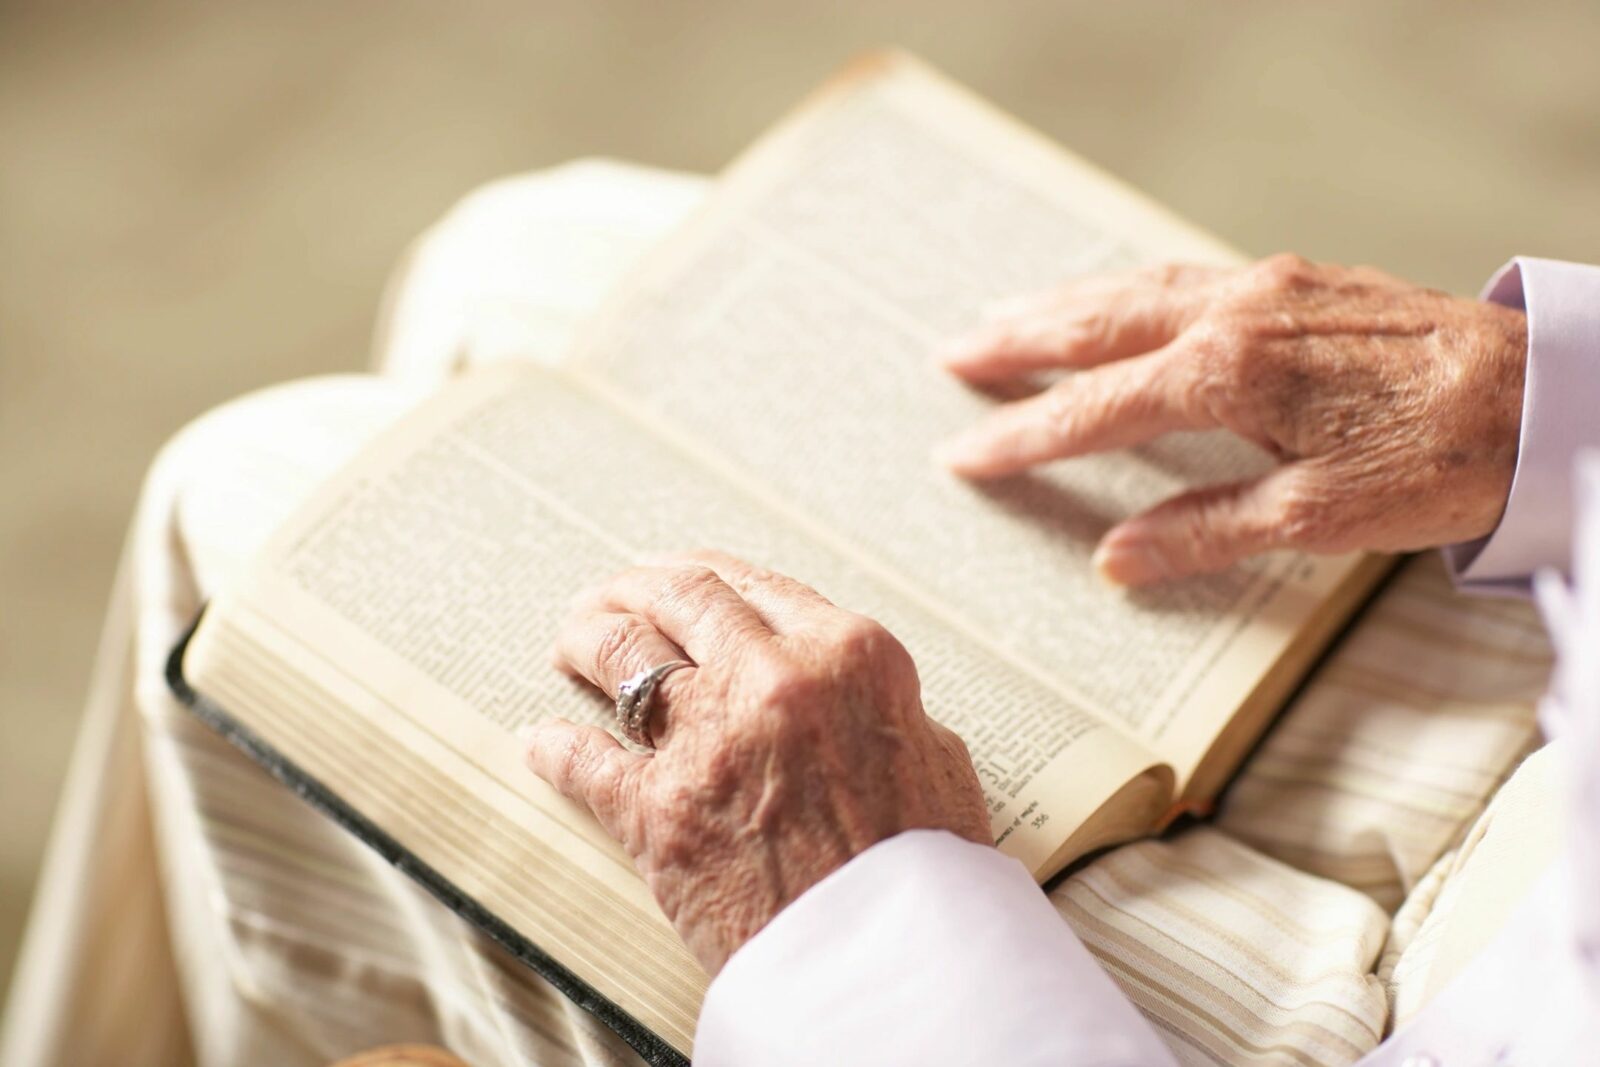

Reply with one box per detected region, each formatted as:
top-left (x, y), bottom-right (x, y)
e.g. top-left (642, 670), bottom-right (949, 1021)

top-left (184, 600), bottom-right (705, 1056)
top-left (1181, 551), bottom-right (1400, 804)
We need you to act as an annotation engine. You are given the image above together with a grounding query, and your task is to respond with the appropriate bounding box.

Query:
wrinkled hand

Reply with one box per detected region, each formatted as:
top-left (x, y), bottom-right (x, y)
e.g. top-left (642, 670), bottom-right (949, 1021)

top-left (523, 550), bottom-right (991, 974)
top-left (935, 255), bottom-right (1529, 585)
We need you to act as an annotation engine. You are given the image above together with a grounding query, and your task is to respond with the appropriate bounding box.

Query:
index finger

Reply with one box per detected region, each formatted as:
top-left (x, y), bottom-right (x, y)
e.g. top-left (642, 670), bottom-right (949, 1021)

top-left (650, 550), bottom-right (838, 634)
top-left (938, 263), bottom-right (1221, 382)
top-left (934, 344), bottom-right (1210, 479)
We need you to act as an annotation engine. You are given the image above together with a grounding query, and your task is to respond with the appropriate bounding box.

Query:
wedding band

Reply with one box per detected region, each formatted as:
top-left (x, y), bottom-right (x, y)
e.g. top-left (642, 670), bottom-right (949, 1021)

top-left (615, 660), bottom-right (692, 748)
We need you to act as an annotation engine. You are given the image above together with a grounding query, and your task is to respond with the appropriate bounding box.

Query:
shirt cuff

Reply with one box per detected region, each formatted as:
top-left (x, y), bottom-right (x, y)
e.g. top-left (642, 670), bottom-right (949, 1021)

top-left (1446, 257), bottom-right (1600, 591)
top-left (694, 829), bottom-right (1175, 1067)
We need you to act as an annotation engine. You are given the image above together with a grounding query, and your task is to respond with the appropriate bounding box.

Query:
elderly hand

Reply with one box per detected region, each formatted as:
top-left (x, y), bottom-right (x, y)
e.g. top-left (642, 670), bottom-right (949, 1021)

top-left (935, 255), bottom-right (1529, 585)
top-left (522, 550), bottom-right (991, 974)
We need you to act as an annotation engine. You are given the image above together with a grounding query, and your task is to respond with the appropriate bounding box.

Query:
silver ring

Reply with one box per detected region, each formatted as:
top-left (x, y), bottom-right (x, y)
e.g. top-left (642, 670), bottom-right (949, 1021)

top-left (615, 660), bottom-right (692, 748)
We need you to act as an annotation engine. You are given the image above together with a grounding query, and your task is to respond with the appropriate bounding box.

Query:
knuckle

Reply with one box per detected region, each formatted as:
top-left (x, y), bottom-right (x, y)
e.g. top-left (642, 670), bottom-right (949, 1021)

top-left (1252, 252), bottom-right (1316, 292)
top-left (593, 616), bottom-right (648, 675)
top-left (833, 615), bottom-right (915, 679)
top-left (1174, 323), bottom-right (1247, 415)
top-left (1043, 377), bottom-right (1094, 434)
top-left (1173, 499), bottom-right (1227, 563)
top-left (833, 614), bottom-right (890, 657)
top-left (1188, 312), bottom-right (1245, 357)
top-left (554, 732), bottom-right (595, 791)
top-left (1139, 261), bottom-right (1186, 289)
top-left (743, 562), bottom-right (785, 588)
top-left (659, 564), bottom-right (720, 603)
top-left (743, 647), bottom-right (827, 717)
top-left (1063, 308), bottom-right (1116, 353)
top-left (757, 666), bottom-right (828, 717)
top-left (1274, 482), bottom-right (1339, 547)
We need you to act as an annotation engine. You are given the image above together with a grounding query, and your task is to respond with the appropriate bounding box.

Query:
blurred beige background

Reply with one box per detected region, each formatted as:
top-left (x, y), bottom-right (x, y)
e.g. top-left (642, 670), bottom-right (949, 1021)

top-left (3, 0), bottom-right (1598, 1003)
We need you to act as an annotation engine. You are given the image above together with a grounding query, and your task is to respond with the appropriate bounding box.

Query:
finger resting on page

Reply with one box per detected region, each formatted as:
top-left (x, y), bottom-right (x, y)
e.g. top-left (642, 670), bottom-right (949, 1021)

top-left (578, 562), bottom-right (769, 661)
top-left (935, 349), bottom-right (1203, 478)
top-left (553, 610), bottom-right (690, 697)
top-left (936, 266), bottom-right (1215, 381)
top-left (646, 549), bottom-right (839, 633)
top-left (937, 294), bottom-right (1183, 382)
top-left (552, 609), bottom-right (696, 746)
top-left (1093, 469), bottom-right (1306, 585)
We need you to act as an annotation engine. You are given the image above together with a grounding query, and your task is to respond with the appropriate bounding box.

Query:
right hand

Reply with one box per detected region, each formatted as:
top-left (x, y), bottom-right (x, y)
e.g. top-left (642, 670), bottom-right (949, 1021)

top-left (934, 255), bottom-right (1529, 585)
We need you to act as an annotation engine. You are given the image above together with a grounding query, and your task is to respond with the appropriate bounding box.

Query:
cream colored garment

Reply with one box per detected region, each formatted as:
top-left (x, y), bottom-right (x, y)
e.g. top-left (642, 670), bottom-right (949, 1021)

top-left (1059, 558), bottom-right (1550, 1066)
top-left (0, 551), bottom-right (191, 1067)
top-left (1382, 743), bottom-right (1566, 1027)
top-left (1216, 560), bottom-right (1550, 911)
top-left (0, 160), bottom-right (1555, 1067)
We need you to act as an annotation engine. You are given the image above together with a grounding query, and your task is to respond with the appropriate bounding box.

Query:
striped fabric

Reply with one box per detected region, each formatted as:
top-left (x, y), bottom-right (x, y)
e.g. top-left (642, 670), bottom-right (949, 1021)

top-left (2, 161), bottom-right (1554, 1067)
top-left (1052, 557), bottom-right (1548, 1066)
top-left (1217, 556), bottom-right (1548, 911)
top-left (1054, 829), bottom-right (1388, 1066)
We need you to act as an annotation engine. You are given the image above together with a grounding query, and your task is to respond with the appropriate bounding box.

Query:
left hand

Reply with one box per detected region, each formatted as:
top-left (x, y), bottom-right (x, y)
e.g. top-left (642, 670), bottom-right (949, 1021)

top-left (933, 255), bottom-right (1529, 584)
top-left (522, 550), bottom-right (991, 974)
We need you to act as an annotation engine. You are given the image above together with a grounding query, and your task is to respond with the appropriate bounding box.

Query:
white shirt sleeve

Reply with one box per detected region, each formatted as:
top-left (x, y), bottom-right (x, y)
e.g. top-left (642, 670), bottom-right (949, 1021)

top-left (693, 829), bottom-right (1177, 1067)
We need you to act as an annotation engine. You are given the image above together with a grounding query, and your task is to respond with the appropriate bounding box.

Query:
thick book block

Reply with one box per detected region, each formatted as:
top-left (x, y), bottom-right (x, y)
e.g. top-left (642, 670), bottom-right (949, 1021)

top-left (167, 617), bottom-right (689, 1067)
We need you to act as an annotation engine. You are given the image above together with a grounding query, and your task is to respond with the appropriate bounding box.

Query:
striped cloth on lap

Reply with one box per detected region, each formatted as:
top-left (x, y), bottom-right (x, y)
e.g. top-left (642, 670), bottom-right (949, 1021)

top-left (1054, 828), bottom-right (1388, 1067)
top-left (1218, 554), bottom-right (1547, 911)
top-left (1052, 554), bottom-right (1550, 1065)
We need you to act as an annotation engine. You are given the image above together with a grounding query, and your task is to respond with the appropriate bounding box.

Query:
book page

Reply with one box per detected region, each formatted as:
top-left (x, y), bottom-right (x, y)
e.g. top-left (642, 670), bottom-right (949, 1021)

top-left (569, 53), bottom-right (1373, 790)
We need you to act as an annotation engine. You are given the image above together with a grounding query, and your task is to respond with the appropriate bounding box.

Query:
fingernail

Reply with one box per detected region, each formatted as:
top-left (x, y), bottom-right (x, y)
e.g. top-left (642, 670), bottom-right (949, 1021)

top-left (1092, 539), bottom-right (1170, 587)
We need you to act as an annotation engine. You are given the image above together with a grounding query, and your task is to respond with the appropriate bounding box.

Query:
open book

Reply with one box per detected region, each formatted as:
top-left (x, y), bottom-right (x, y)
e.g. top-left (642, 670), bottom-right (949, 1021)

top-left (174, 52), bottom-right (1392, 1062)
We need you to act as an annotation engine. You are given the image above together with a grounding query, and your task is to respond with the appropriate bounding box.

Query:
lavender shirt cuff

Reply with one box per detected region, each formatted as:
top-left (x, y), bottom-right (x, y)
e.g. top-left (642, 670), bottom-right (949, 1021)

top-left (1446, 257), bottom-right (1600, 592)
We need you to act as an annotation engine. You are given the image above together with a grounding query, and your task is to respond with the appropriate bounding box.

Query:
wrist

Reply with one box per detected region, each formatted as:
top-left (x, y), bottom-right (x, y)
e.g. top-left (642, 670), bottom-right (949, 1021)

top-left (1447, 256), bottom-right (1600, 587)
top-left (1462, 299), bottom-right (1528, 541)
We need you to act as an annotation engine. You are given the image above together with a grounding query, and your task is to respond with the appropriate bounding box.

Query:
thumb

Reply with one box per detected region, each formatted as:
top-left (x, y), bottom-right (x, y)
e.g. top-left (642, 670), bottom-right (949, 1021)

top-left (1092, 467), bottom-right (1310, 586)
